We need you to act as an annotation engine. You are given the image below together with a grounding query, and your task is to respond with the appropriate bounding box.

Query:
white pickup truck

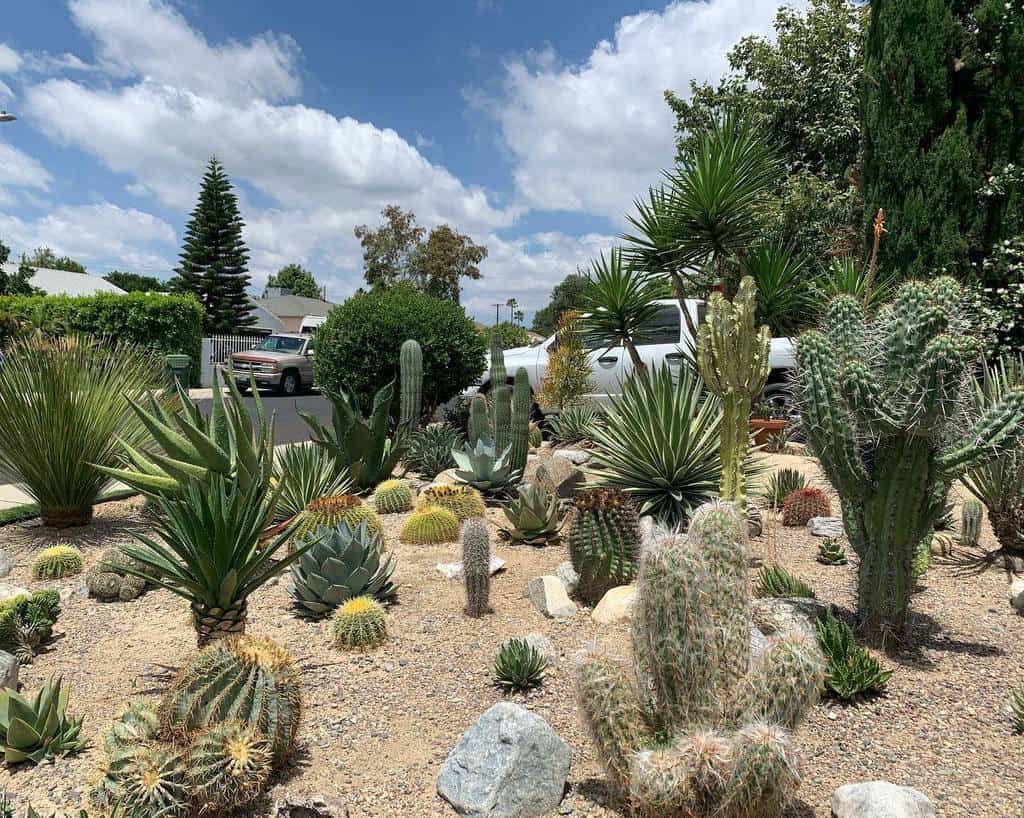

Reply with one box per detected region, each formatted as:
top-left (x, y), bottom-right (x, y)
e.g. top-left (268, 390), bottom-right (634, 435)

top-left (470, 298), bottom-right (796, 414)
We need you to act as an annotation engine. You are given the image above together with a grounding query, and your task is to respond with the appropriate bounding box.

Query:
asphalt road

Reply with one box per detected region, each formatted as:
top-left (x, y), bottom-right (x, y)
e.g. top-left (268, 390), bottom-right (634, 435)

top-left (195, 392), bottom-right (332, 445)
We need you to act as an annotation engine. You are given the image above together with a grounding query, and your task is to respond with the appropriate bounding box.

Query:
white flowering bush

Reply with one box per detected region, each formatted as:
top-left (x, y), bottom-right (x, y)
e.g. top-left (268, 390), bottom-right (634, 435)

top-left (969, 236), bottom-right (1024, 360)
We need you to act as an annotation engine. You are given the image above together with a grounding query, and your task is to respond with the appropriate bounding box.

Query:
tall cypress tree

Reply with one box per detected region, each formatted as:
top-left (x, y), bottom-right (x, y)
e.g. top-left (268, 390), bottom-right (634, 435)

top-left (172, 157), bottom-right (255, 333)
top-left (860, 0), bottom-right (1024, 281)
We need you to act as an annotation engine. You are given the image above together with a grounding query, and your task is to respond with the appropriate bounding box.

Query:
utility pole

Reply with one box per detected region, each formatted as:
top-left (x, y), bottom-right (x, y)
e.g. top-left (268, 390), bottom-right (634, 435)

top-left (492, 303), bottom-right (501, 324)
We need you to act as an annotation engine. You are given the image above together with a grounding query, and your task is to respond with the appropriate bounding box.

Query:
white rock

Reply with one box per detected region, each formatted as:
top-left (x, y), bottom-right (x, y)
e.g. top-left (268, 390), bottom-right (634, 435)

top-left (273, 794), bottom-right (348, 817)
top-left (591, 586), bottom-right (636, 624)
top-left (0, 551), bottom-right (11, 579)
top-left (751, 597), bottom-right (831, 643)
top-left (436, 557), bottom-right (507, 581)
top-left (808, 516), bottom-right (844, 537)
top-left (522, 633), bottom-right (557, 664)
top-left (553, 449), bottom-right (589, 465)
top-left (523, 576), bottom-right (577, 619)
top-left (554, 562), bottom-right (579, 596)
top-left (831, 781), bottom-right (935, 818)
top-left (1009, 578), bottom-right (1024, 614)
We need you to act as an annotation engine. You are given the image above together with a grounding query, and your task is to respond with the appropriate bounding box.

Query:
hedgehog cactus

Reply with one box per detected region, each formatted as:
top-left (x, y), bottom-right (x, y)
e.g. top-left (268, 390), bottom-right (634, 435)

top-left (400, 339), bottom-right (423, 431)
top-left (418, 484), bottom-right (486, 521)
top-left (462, 518), bottom-right (491, 617)
top-left (961, 498), bottom-right (982, 547)
top-left (159, 635), bottom-right (302, 766)
top-left (373, 479), bottom-right (414, 514)
top-left (696, 275), bottom-right (771, 512)
top-left (781, 488), bottom-right (831, 527)
top-left (568, 488), bottom-right (642, 604)
top-left (576, 502), bottom-right (824, 817)
top-left (796, 277), bottom-right (1024, 643)
top-left (400, 505), bottom-right (461, 544)
top-left (469, 394), bottom-right (490, 446)
top-left (86, 547), bottom-right (151, 602)
top-left (31, 545), bottom-right (84, 580)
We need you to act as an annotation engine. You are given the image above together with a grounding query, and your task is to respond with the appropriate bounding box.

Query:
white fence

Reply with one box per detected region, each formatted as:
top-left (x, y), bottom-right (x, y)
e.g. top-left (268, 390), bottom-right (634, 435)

top-left (199, 332), bottom-right (270, 387)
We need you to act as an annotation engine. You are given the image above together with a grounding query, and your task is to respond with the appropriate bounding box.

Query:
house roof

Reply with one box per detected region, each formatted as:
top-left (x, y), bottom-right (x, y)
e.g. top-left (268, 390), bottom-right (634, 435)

top-left (245, 300), bottom-right (285, 333)
top-left (1, 263), bottom-right (125, 297)
top-left (254, 294), bottom-right (334, 318)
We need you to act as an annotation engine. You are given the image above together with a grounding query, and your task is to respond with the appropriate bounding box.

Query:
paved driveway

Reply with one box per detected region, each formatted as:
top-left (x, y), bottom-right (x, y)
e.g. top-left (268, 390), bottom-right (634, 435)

top-left (195, 393), bottom-right (332, 445)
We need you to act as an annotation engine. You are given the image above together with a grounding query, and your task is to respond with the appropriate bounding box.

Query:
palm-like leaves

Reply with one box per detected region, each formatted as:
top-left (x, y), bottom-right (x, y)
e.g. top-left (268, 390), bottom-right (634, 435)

top-left (589, 363), bottom-right (743, 528)
top-left (272, 443), bottom-right (352, 522)
top-left (813, 257), bottom-right (896, 313)
top-left (744, 240), bottom-right (812, 336)
top-left (0, 334), bottom-right (164, 526)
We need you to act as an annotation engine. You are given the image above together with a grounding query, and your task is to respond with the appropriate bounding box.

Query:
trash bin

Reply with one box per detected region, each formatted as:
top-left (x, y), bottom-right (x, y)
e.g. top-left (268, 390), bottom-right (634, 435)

top-left (164, 354), bottom-right (191, 389)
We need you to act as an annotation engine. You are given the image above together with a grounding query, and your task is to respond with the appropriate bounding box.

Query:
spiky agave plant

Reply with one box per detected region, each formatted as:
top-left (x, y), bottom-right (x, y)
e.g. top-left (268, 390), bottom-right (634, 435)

top-left (0, 676), bottom-right (87, 764)
top-left (499, 483), bottom-right (563, 545)
top-left (756, 565), bottom-right (815, 599)
top-left (405, 423), bottom-right (462, 478)
top-left (0, 334), bottom-right (164, 527)
top-left (451, 436), bottom-right (517, 494)
top-left (272, 443), bottom-right (352, 522)
top-left (548, 403), bottom-right (603, 445)
top-left (493, 638), bottom-right (548, 692)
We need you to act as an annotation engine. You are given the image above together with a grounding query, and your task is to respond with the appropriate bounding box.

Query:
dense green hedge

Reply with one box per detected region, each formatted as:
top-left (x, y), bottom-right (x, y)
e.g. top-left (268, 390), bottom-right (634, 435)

top-left (0, 293), bottom-right (204, 383)
top-left (315, 284), bottom-right (486, 415)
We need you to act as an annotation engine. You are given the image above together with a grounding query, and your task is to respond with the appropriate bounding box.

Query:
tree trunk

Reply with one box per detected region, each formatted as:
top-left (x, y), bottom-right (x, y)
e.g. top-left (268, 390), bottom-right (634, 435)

top-left (192, 600), bottom-right (248, 646)
top-left (625, 341), bottom-right (647, 375)
top-left (40, 505), bottom-right (93, 528)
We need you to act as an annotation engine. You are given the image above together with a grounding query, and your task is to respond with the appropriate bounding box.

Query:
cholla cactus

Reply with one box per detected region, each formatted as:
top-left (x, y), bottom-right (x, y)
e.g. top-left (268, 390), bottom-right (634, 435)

top-left (576, 502), bottom-right (824, 816)
top-left (961, 498), bottom-right (982, 547)
top-left (462, 518), bottom-right (490, 617)
top-left (696, 276), bottom-right (770, 511)
top-left (797, 277), bottom-right (1024, 642)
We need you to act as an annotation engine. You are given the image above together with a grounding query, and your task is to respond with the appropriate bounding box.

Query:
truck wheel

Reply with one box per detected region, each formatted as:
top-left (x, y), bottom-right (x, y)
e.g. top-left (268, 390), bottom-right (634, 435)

top-left (762, 382), bottom-right (796, 416)
top-left (279, 371), bottom-right (300, 396)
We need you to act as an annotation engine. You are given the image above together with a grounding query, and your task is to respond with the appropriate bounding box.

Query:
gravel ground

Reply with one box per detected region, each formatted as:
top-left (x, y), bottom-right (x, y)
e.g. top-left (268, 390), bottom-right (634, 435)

top-left (0, 452), bottom-right (1021, 817)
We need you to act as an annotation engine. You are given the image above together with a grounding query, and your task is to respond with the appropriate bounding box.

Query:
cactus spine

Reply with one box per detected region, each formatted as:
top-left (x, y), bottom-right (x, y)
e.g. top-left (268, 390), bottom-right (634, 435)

top-left (796, 277), bottom-right (1024, 643)
top-left (696, 275), bottom-right (770, 512)
top-left (509, 367), bottom-right (531, 474)
top-left (493, 385), bottom-right (512, 456)
top-left (568, 488), bottom-right (642, 604)
top-left (462, 518), bottom-right (490, 617)
top-left (961, 498), bottom-right (982, 547)
top-left (400, 339), bottom-right (423, 430)
top-left (468, 393), bottom-right (489, 446)
top-left (575, 502), bottom-right (824, 816)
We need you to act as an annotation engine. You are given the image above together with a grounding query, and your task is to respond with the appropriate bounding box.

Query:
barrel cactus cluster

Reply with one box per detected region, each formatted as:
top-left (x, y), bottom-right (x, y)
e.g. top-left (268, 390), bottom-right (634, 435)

top-left (576, 502), bottom-right (824, 816)
top-left (332, 596), bottom-right (389, 650)
top-left (568, 488), bottom-right (642, 604)
top-left (418, 484), bottom-right (486, 521)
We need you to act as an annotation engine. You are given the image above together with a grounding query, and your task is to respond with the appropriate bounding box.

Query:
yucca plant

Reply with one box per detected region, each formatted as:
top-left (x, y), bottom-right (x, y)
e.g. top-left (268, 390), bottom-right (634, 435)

top-left (744, 240), bottom-right (812, 337)
top-left (493, 638), bottom-right (548, 692)
top-left (499, 483), bottom-right (564, 545)
top-left (589, 363), bottom-right (746, 529)
top-left (548, 403), bottom-right (603, 445)
top-left (756, 565), bottom-right (815, 599)
top-left (405, 423), bottom-right (462, 478)
top-left (0, 675), bottom-right (87, 764)
top-left (0, 334), bottom-right (164, 527)
top-left (272, 443), bottom-right (352, 522)
top-left (761, 467), bottom-right (808, 510)
top-left (816, 612), bottom-right (892, 701)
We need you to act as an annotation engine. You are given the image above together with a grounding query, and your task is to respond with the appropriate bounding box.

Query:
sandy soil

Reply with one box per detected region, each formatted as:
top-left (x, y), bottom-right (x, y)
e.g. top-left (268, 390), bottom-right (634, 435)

top-left (0, 453), bottom-right (1021, 818)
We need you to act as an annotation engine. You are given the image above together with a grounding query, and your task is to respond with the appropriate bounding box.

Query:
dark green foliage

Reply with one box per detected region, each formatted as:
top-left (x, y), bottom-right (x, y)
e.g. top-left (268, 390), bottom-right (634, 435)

top-left (24, 247), bottom-right (86, 273)
top-left (756, 566), bottom-right (816, 599)
top-left (493, 638), bottom-right (548, 692)
top-left (816, 612), bottom-right (892, 700)
top-left (264, 263), bottom-right (321, 299)
top-left (103, 271), bottom-right (169, 293)
top-left (549, 403), bottom-right (603, 445)
top-left (0, 590), bottom-right (61, 662)
top-left (169, 157), bottom-right (254, 334)
top-left (0, 293), bottom-right (203, 383)
top-left (569, 488), bottom-right (642, 604)
top-left (0, 242), bottom-right (40, 296)
top-left (486, 321), bottom-right (531, 350)
top-left (406, 423), bottom-right (462, 478)
top-left (314, 284), bottom-right (485, 415)
top-left (272, 443), bottom-right (352, 523)
top-left (532, 273), bottom-right (590, 335)
top-left (860, 0), bottom-right (1024, 281)
top-left (744, 240), bottom-right (812, 336)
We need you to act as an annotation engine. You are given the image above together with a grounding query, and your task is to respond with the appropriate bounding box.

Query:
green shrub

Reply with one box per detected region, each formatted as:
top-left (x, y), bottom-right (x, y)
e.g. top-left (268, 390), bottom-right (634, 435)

top-left (756, 565), bottom-right (815, 599)
top-left (483, 321), bottom-right (531, 350)
top-left (816, 612), bottom-right (892, 700)
top-left (0, 292), bottom-right (203, 384)
top-left (493, 638), bottom-right (547, 692)
top-left (314, 284), bottom-right (486, 414)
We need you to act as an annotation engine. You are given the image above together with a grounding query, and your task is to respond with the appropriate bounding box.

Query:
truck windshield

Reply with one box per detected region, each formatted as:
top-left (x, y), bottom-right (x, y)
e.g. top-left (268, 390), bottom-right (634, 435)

top-left (254, 336), bottom-right (304, 353)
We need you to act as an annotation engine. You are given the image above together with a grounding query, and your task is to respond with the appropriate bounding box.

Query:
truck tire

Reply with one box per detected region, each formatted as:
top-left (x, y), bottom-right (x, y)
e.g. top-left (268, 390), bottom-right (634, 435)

top-left (279, 370), bottom-right (300, 396)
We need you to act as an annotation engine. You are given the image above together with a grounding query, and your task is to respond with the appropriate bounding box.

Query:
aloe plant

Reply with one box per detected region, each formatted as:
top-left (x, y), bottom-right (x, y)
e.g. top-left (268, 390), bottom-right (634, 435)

top-left (301, 380), bottom-right (409, 492)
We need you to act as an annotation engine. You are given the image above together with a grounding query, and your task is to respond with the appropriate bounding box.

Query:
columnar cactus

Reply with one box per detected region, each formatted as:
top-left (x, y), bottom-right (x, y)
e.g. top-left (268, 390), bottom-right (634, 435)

top-left (568, 488), bottom-right (642, 604)
top-left (468, 394), bottom-right (489, 446)
top-left (796, 277), bottom-right (1024, 643)
top-left (400, 339), bottom-right (423, 430)
top-left (509, 368), bottom-right (531, 474)
top-left (575, 502), bottom-right (824, 817)
top-left (462, 518), bottom-right (491, 617)
top-left (696, 275), bottom-right (770, 511)
top-left (493, 385), bottom-right (512, 456)
top-left (961, 498), bottom-right (982, 547)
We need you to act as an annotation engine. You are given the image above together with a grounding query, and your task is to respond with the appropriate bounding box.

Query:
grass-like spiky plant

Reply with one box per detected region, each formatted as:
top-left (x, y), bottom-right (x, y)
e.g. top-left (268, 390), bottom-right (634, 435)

top-left (160, 635), bottom-right (301, 766)
top-left (31, 544), bottom-right (84, 580)
top-left (272, 442), bottom-right (352, 523)
top-left (0, 334), bottom-right (164, 527)
top-left (418, 484), bottom-right (486, 521)
top-left (797, 278), bottom-right (1024, 643)
top-left (569, 488), bottom-right (642, 604)
top-left (781, 487), bottom-right (831, 526)
top-left (1012, 684), bottom-right (1024, 735)
top-left (332, 596), bottom-right (388, 650)
top-left (400, 505), bottom-right (460, 544)
top-left (406, 423), bottom-right (462, 478)
top-left (0, 676), bottom-right (87, 764)
top-left (493, 638), bottom-right (547, 692)
top-left (576, 502), bottom-right (824, 815)
top-left (756, 565), bottom-right (816, 599)
top-left (549, 403), bottom-right (603, 445)
top-left (462, 518), bottom-right (490, 618)
top-left (372, 479), bottom-right (414, 514)
top-left (761, 468), bottom-right (808, 511)
top-left (187, 722), bottom-right (272, 813)
top-left (816, 612), bottom-right (891, 701)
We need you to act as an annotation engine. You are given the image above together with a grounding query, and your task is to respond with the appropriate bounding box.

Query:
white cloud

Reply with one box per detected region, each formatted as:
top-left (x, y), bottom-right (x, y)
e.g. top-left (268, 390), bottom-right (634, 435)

top-left (479, 0), bottom-right (799, 220)
top-left (0, 140), bottom-right (52, 192)
top-left (0, 45), bottom-right (21, 74)
top-left (0, 203), bottom-right (176, 273)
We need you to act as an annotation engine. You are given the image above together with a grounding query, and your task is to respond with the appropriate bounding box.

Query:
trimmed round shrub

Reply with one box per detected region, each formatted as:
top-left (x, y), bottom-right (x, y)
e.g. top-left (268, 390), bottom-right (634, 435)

top-left (314, 284), bottom-right (486, 415)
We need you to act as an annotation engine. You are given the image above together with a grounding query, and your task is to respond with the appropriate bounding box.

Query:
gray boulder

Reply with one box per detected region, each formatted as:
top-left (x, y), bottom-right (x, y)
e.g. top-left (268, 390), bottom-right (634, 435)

top-left (524, 458), bottom-right (584, 499)
top-left (522, 633), bottom-right (556, 664)
top-left (831, 781), bottom-right (935, 818)
top-left (1010, 578), bottom-right (1024, 614)
top-left (808, 516), bottom-right (844, 537)
top-left (554, 562), bottom-right (579, 597)
top-left (0, 651), bottom-right (17, 690)
top-left (523, 576), bottom-right (576, 619)
top-left (437, 702), bottom-right (571, 818)
top-left (751, 596), bottom-right (831, 643)
top-left (0, 550), bottom-right (11, 579)
top-left (273, 794), bottom-right (348, 818)
top-left (553, 449), bottom-right (589, 465)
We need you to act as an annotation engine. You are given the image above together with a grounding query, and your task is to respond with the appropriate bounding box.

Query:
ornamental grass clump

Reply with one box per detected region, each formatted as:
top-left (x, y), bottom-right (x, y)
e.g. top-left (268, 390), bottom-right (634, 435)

top-left (576, 502), bottom-right (824, 815)
top-left (816, 612), bottom-right (891, 701)
top-left (271, 443), bottom-right (352, 523)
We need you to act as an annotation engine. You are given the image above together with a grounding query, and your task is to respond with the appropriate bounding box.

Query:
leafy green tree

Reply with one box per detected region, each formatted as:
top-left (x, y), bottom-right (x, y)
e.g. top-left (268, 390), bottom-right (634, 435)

top-left (264, 263), bottom-right (322, 299)
top-left (531, 273), bottom-right (590, 335)
top-left (0, 241), bottom-right (40, 297)
top-left (103, 271), bottom-right (168, 293)
top-left (354, 205), bottom-right (425, 291)
top-left (411, 224), bottom-right (486, 303)
top-left (537, 310), bottom-right (593, 410)
top-left (25, 246), bottom-right (87, 273)
top-left (861, 0), bottom-right (1024, 281)
top-left (486, 321), bottom-right (531, 350)
top-left (169, 157), bottom-right (254, 334)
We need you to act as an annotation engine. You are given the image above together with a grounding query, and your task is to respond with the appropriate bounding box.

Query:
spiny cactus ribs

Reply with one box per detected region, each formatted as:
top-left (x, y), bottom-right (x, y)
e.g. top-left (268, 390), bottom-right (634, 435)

top-left (576, 502), bottom-right (824, 817)
top-left (332, 596), bottom-right (388, 650)
top-left (568, 488), bottom-right (642, 604)
top-left (781, 488), bottom-right (831, 526)
top-left (418, 484), bottom-right (486, 521)
top-left (796, 277), bottom-right (1024, 642)
top-left (373, 479), bottom-right (414, 514)
top-left (400, 505), bottom-right (460, 544)
top-left (462, 518), bottom-right (491, 617)
top-left (294, 494), bottom-right (383, 542)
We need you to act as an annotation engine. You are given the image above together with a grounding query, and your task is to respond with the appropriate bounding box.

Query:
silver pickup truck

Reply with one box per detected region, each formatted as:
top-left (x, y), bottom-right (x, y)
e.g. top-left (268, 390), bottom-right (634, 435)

top-left (226, 333), bottom-right (316, 396)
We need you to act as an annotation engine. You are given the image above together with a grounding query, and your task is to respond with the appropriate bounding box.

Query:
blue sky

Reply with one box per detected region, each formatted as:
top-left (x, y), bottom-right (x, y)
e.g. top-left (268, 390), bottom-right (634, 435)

top-left (0, 0), bottom-right (792, 323)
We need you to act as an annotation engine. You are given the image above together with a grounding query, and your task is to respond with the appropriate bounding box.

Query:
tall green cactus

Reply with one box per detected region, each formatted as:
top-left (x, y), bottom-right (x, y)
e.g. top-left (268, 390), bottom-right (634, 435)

top-left (468, 393), bottom-right (489, 446)
top-left (509, 367), bottom-right (531, 474)
top-left (399, 339), bottom-right (423, 431)
top-left (493, 385), bottom-right (512, 456)
top-left (576, 502), bottom-right (823, 816)
top-left (797, 277), bottom-right (1024, 644)
top-left (569, 488), bottom-right (642, 604)
top-left (961, 498), bottom-right (982, 547)
top-left (696, 275), bottom-right (770, 511)
top-left (462, 518), bottom-right (490, 617)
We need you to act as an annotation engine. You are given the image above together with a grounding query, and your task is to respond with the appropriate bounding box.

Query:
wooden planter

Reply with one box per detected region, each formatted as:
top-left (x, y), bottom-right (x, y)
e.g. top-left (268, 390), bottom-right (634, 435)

top-left (749, 418), bottom-right (787, 446)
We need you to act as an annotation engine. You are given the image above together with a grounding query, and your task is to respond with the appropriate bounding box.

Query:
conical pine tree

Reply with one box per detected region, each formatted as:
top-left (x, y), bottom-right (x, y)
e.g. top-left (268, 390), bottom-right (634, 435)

top-left (173, 157), bottom-right (256, 333)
